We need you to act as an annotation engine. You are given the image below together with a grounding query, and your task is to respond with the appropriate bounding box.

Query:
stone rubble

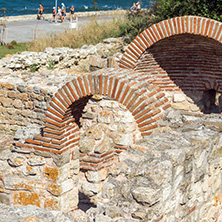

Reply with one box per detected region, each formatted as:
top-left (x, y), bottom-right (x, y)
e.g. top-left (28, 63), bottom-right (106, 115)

top-left (0, 38), bottom-right (125, 72)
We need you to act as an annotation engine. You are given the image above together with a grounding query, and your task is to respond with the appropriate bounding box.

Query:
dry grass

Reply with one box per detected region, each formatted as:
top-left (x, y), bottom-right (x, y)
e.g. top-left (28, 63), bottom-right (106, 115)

top-left (29, 16), bottom-right (127, 52)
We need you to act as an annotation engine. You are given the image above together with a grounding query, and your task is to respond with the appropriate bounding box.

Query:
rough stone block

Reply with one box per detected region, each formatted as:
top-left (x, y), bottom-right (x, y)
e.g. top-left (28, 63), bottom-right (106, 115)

top-left (62, 187), bottom-right (78, 212)
top-left (44, 197), bottom-right (60, 211)
top-left (98, 110), bottom-right (112, 124)
top-left (132, 187), bottom-right (160, 206)
top-left (28, 154), bottom-right (46, 166)
top-left (173, 94), bottom-right (186, 102)
top-left (94, 136), bottom-right (113, 154)
top-left (82, 181), bottom-right (102, 197)
top-left (53, 151), bottom-right (71, 167)
top-left (14, 192), bottom-right (40, 207)
top-left (86, 168), bottom-right (108, 183)
top-left (3, 177), bottom-right (35, 191)
top-left (79, 138), bottom-right (95, 153)
top-left (0, 193), bottom-right (10, 205)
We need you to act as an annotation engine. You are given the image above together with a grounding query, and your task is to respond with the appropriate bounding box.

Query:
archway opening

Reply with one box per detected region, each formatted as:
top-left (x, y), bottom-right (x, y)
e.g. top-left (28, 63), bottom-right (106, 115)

top-left (201, 89), bottom-right (222, 114)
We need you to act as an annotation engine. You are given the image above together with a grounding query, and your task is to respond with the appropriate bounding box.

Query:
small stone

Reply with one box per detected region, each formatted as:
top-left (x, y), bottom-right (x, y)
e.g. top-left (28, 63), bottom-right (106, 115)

top-left (171, 102), bottom-right (190, 111)
top-left (7, 154), bottom-right (25, 167)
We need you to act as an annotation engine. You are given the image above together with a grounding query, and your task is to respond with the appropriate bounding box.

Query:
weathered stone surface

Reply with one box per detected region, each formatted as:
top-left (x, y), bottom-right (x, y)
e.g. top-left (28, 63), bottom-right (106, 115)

top-left (82, 182), bottom-right (102, 197)
top-left (171, 102), bottom-right (190, 111)
top-left (44, 197), bottom-right (60, 211)
top-left (69, 209), bottom-right (89, 222)
top-left (98, 110), bottom-right (112, 124)
top-left (113, 110), bottom-right (135, 123)
top-left (94, 136), bottom-right (113, 154)
top-left (132, 187), bottom-right (160, 205)
top-left (14, 192), bottom-right (40, 207)
top-left (0, 194), bottom-right (10, 205)
top-left (27, 154), bottom-right (46, 166)
top-left (79, 138), bottom-right (95, 153)
top-left (86, 168), bottom-right (108, 183)
top-left (62, 187), bottom-right (78, 212)
top-left (44, 166), bottom-right (60, 182)
top-left (95, 214), bottom-right (112, 222)
top-left (3, 177), bottom-right (35, 191)
top-left (173, 94), bottom-right (186, 102)
top-left (53, 151), bottom-right (70, 167)
top-left (85, 125), bottom-right (104, 140)
top-left (109, 132), bottom-right (133, 146)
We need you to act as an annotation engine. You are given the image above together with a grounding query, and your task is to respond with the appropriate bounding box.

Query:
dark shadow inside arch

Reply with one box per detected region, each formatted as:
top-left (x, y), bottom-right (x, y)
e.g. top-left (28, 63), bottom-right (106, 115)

top-left (135, 33), bottom-right (222, 114)
top-left (65, 95), bottom-right (93, 128)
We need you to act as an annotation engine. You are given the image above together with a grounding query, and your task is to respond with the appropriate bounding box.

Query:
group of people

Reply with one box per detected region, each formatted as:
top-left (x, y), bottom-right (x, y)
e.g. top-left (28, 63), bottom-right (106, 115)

top-left (130, 1), bottom-right (141, 13)
top-left (37, 3), bottom-right (76, 23)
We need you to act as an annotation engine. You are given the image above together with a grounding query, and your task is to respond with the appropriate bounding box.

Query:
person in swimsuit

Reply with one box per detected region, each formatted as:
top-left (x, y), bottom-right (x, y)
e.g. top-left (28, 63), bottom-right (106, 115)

top-left (51, 7), bottom-right (56, 23)
top-left (55, 6), bottom-right (62, 23)
top-left (70, 5), bottom-right (75, 21)
top-left (38, 3), bottom-right (44, 20)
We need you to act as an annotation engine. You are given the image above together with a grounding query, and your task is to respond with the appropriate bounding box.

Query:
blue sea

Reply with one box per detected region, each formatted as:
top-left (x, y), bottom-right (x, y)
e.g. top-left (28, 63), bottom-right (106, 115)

top-left (0, 0), bottom-right (151, 16)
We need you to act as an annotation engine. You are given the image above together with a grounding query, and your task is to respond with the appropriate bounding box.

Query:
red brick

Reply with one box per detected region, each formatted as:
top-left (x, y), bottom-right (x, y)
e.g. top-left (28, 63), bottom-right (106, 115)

top-left (83, 76), bottom-right (90, 95)
top-left (58, 89), bottom-right (71, 106)
top-left (77, 76), bottom-right (86, 97)
top-left (63, 85), bottom-right (74, 103)
top-left (67, 82), bottom-right (79, 100)
top-left (72, 79), bottom-right (82, 98)
top-left (25, 139), bottom-right (41, 146)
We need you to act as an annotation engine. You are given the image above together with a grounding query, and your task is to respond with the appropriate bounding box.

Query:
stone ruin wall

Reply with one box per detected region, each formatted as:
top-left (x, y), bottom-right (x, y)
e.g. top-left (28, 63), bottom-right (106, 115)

top-left (1, 15), bottom-right (222, 221)
top-left (0, 81), bottom-right (51, 135)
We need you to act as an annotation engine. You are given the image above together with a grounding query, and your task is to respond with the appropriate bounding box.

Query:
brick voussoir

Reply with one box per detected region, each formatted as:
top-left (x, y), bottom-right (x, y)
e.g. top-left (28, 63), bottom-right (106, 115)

top-left (49, 101), bottom-right (65, 116)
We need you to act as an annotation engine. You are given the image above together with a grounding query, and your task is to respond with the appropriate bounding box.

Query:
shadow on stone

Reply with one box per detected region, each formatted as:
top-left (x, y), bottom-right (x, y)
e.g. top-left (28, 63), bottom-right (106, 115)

top-left (78, 192), bottom-right (96, 212)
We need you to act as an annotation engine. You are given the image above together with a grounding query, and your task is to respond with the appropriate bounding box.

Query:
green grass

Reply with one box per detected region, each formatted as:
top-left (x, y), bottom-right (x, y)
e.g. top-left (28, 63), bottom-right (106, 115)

top-left (0, 42), bottom-right (30, 59)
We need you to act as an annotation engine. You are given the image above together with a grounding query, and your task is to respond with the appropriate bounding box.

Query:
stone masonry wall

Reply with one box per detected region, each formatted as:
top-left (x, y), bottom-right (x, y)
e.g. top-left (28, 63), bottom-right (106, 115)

top-left (0, 81), bottom-right (51, 135)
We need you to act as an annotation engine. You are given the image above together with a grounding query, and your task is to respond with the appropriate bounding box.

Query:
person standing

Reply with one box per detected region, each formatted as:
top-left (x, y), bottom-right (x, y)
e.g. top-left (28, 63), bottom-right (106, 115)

top-left (70, 5), bottom-right (75, 21)
top-left (38, 3), bottom-right (44, 20)
top-left (55, 6), bottom-right (62, 23)
top-left (51, 7), bottom-right (56, 23)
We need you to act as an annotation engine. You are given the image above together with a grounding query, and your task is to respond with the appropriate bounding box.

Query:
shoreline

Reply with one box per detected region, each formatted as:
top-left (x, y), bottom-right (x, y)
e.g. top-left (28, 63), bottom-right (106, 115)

top-left (5, 9), bottom-right (127, 22)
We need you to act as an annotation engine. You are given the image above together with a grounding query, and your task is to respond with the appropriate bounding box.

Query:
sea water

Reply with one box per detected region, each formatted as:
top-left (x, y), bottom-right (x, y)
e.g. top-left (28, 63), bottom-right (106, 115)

top-left (0, 0), bottom-right (151, 16)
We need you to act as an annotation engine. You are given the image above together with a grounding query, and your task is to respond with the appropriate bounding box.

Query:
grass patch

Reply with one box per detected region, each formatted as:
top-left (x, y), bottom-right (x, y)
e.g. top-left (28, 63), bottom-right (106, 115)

top-left (0, 42), bottom-right (30, 59)
top-left (29, 11), bottom-right (156, 52)
top-left (30, 16), bottom-right (128, 52)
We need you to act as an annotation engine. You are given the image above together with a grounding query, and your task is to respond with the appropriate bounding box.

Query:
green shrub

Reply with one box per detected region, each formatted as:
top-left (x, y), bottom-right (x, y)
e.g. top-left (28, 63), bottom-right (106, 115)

top-left (30, 63), bottom-right (38, 72)
top-left (10, 40), bottom-right (17, 46)
top-left (151, 0), bottom-right (222, 23)
top-left (47, 60), bottom-right (55, 70)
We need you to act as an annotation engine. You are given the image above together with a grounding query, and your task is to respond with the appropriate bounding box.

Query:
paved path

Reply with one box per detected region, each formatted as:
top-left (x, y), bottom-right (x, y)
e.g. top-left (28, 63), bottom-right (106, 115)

top-left (3, 14), bottom-right (119, 43)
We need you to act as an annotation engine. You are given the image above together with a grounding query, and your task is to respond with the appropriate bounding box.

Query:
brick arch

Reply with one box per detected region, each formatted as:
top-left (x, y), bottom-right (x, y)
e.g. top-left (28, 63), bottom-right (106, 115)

top-left (16, 69), bottom-right (170, 155)
top-left (119, 16), bottom-right (222, 69)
